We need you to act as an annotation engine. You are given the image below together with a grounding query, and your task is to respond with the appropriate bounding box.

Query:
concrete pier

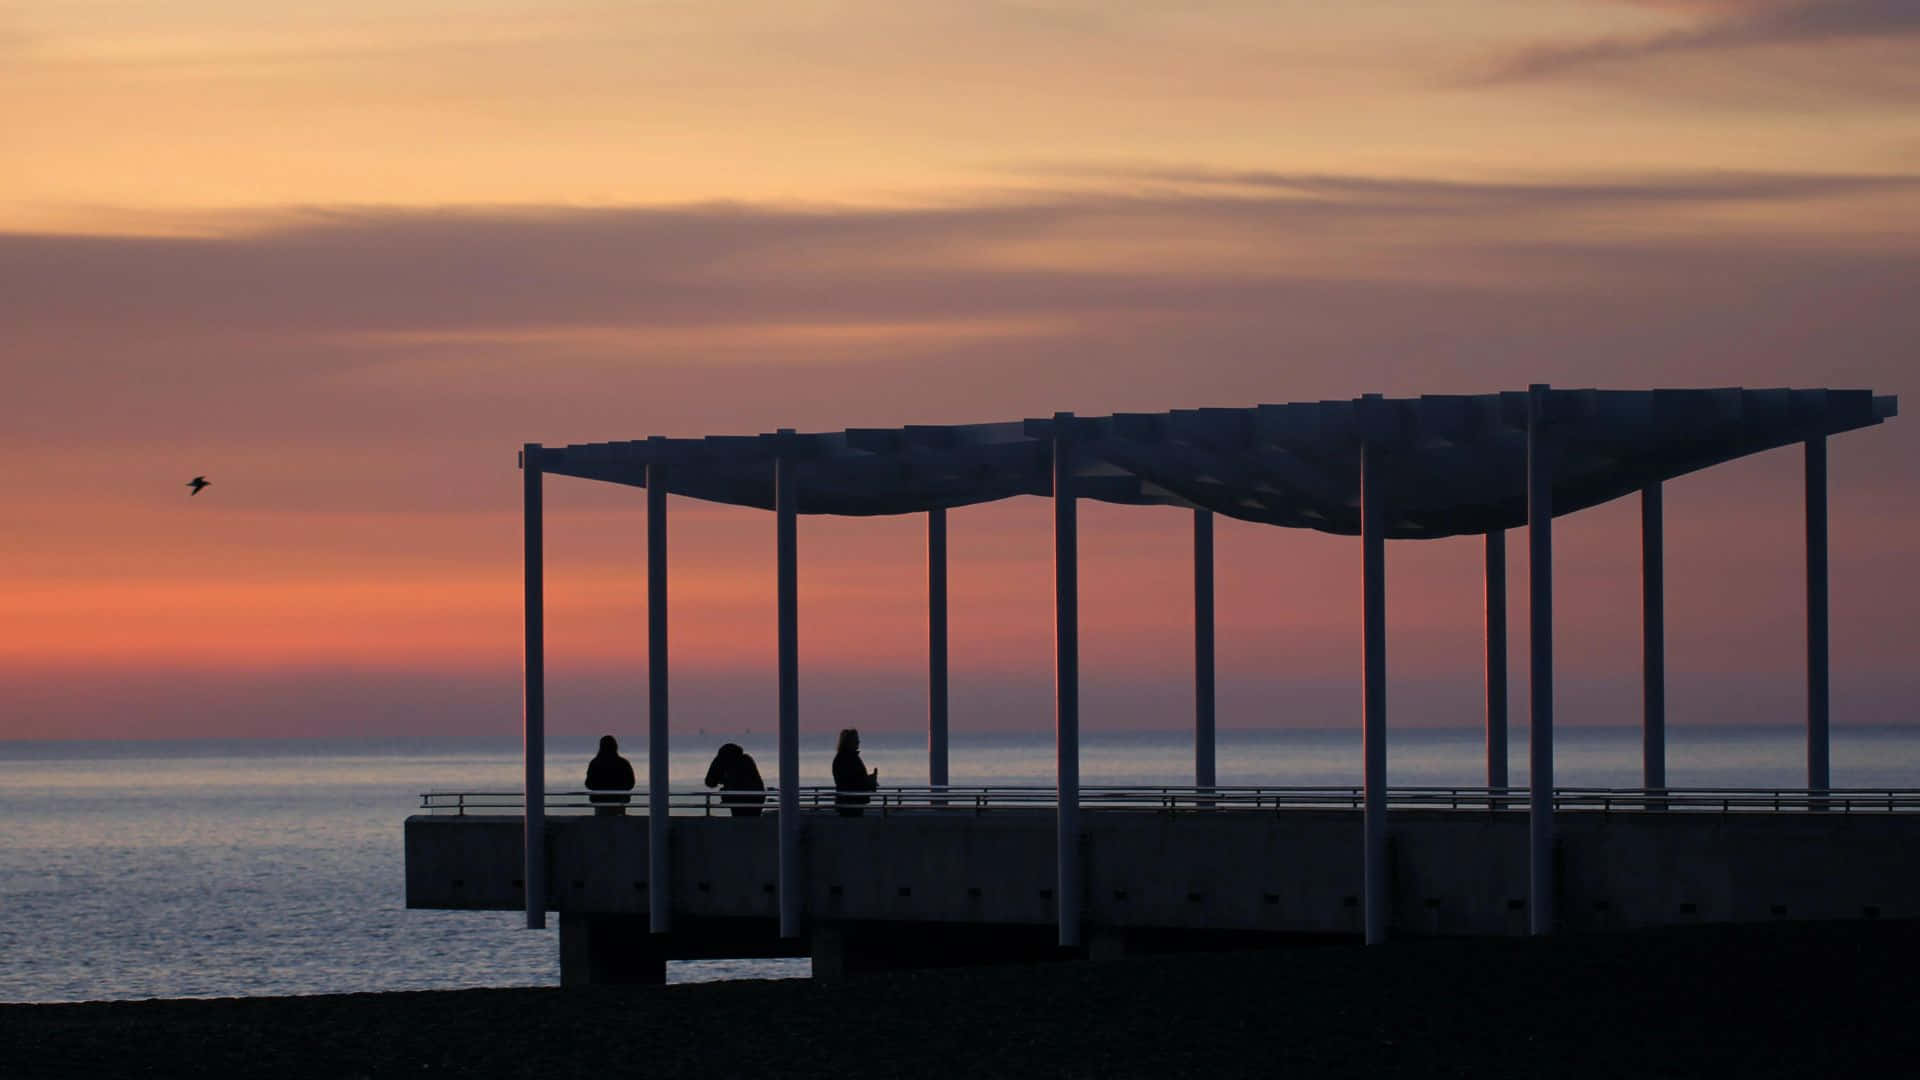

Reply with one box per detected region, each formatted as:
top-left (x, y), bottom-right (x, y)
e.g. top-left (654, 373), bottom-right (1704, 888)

top-left (559, 914), bottom-right (664, 986)
top-left (408, 807), bottom-right (1920, 985)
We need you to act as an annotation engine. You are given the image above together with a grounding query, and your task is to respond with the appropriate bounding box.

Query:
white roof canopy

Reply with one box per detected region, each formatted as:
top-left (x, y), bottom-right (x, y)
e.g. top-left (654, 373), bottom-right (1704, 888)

top-left (528, 387), bottom-right (1896, 540)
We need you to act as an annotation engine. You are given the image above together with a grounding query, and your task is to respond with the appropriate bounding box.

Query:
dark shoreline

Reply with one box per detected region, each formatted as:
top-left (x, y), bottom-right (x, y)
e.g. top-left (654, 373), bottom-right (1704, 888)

top-left (6, 921), bottom-right (1915, 1079)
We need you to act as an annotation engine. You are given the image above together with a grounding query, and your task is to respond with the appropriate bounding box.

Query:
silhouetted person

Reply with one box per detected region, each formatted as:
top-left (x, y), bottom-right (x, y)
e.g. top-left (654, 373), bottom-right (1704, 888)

top-left (703, 742), bottom-right (766, 817)
top-left (832, 728), bottom-right (878, 817)
top-left (585, 734), bottom-right (635, 816)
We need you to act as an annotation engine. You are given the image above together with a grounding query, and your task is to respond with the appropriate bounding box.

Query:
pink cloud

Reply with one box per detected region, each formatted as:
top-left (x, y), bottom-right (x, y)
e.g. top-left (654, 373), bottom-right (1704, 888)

top-left (1480, 0), bottom-right (1920, 85)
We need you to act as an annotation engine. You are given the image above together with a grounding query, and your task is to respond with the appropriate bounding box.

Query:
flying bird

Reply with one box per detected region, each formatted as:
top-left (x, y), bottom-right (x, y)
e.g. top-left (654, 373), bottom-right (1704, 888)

top-left (187, 476), bottom-right (210, 496)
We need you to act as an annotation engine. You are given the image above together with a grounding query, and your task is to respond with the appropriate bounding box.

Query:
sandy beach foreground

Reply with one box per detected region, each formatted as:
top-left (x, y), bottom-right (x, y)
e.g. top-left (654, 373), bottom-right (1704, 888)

top-left (5, 920), bottom-right (1914, 1079)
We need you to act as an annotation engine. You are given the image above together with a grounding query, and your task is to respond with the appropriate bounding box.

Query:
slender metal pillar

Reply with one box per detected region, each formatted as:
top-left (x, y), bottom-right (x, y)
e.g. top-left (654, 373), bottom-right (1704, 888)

top-left (775, 441), bottom-right (802, 938)
top-left (1526, 385), bottom-right (1555, 936)
top-left (1806, 436), bottom-right (1830, 795)
top-left (928, 507), bottom-right (950, 790)
top-left (521, 443), bottom-right (547, 931)
top-left (1052, 413), bottom-right (1082, 949)
top-left (646, 457), bottom-right (670, 934)
top-left (1194, 509), bottom-right (1217, 790)
top-left (1360, 440), bottom-right (1388, 946)
top-left (1485, 530), bottom-right (1508, 791)
top-left (1641, 483), bottom-right (1666, 794)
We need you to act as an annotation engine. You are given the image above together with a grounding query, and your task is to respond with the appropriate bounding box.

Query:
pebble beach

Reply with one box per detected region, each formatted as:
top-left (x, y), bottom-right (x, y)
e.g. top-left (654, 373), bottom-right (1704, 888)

top-left (6, 920), bottom-right (1914, 1079)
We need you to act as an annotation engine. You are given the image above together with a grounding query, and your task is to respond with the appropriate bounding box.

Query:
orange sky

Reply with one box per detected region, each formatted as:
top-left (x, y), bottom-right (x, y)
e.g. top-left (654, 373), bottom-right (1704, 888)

top-left (3, 0), bottom-right (1916, 740)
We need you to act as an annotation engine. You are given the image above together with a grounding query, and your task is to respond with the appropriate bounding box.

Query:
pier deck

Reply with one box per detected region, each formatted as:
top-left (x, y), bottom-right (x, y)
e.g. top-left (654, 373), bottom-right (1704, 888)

top-left (407, 792), bottom-right (1920, 982)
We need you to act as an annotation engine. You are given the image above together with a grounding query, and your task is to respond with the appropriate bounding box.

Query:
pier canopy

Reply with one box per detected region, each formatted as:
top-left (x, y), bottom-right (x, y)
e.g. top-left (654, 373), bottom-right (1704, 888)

top-left (514, 384), bottom-right (1898, 946)
top-left (530, 387), bottom-right (1896, 539)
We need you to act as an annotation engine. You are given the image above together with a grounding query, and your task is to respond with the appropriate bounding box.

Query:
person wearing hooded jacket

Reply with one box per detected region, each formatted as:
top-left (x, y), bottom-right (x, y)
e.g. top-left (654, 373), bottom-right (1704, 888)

top-left (585, 734), bottom-right (636, 816)
top-left (703, 742), bottom-right (766, 816)
top-left (831, 728), bottom-right (879, 817)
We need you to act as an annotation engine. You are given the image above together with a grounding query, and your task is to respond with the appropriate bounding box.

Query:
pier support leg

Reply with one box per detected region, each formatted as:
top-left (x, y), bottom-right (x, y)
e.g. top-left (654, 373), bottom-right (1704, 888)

top-left (1527, 385), bottom-right (1556, 936)
top-left (1194, 509), bottom-right (1217, 792)
top-left (809, 923), bottom-right (852, 982)
top-left (929, 508), bottom-right (949, 791)
top-left (1642, 483), bottom-right (1666, 795)
top-left (810, 922), bottom-right (1063, 981)
top-left (559, 913), bottom-right (665, 987)
top-left (1360, 437), bottom-right (1388, 946)
top-left (776, 441), bottom-right (802, 938)
top-left (1485, 530), bottom-right (1508, 793)
top-left (647, 457), bottom-right (671, 933)
top-left (1806, 436), bottom-right (1830, 798)
top-left (522, 443), bottom-right (547, 932)
top-left (1052, 413), bottom-right (1082, 949)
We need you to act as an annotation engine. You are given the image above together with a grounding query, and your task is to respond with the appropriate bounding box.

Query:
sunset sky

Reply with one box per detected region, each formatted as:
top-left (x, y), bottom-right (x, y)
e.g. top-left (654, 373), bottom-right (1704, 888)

top-left (3, 0), bottom-right (1915, 742)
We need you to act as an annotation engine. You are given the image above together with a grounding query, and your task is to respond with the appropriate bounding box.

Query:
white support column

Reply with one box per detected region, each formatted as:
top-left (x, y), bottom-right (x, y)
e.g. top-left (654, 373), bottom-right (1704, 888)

top-left (928, 507), bottom-right (950, 791)
top-left (521, 443), bottom-right (547, 931)
top-left (1052, 412), bottom-right (1082, 949)
top-left (776, 438), bottom-right (802, 938)
top-left (1194, 509), bottom-right (1217, 791)
top-left (1641, 483), bottom-right (1666, 794)
top-left (646, 455), bottom-right (671, 934)
top-left (1360, 439), bottom-right (1388, 946)
top-left (1806, 435), bottom-right (1830, 796)
top-left (1527, 384), bottom-right (1555, 937)
top-left (1485, 530), bottom-right (1509, 792)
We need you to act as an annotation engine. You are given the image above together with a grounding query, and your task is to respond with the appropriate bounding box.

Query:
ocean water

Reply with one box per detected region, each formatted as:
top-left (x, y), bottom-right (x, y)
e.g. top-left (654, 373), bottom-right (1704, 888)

top-left (2, 725), bottom-right (1916, 1004)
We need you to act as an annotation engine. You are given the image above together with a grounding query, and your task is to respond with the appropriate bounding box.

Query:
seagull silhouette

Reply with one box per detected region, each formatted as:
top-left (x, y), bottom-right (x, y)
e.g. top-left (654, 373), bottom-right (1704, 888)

top-left (187, 476), bottom-right (210, 496)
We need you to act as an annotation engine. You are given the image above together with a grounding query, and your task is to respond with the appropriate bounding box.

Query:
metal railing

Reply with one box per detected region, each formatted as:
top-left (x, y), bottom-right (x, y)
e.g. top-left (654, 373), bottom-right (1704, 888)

top-left (417, 785), bottom-right (1920, 816)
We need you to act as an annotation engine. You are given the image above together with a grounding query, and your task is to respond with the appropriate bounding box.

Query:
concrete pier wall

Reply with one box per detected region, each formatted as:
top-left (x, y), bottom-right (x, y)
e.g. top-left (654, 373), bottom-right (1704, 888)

top-left (407, 809), bottom-right (1919, 939)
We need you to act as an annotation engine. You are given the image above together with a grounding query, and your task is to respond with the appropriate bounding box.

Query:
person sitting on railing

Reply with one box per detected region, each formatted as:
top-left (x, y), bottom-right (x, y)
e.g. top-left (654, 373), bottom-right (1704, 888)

top-left (703, 742), bottom-right (766, 817)
top-left (585, 734), bottom-right (636, 817)
top-left (832, 728), bottom-right (879, 817)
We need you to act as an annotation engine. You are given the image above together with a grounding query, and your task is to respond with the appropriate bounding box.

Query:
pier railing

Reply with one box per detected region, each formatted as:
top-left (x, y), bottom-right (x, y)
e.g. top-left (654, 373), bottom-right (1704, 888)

top-left (417, 785), bottom-right (1920, 816)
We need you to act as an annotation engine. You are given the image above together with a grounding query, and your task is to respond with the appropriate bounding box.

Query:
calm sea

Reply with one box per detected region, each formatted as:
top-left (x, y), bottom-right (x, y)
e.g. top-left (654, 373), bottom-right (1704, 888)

top-left (3, 725), bottom-right (1916, 1004)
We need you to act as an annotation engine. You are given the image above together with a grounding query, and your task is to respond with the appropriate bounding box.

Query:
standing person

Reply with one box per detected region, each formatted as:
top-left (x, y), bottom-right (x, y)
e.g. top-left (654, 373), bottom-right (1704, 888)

top-left (703, 742), bottom-right (766, 817)
top-left (585, 734), bottom-right (636, 816)
top-left (831, 728), bottom-right (879, 817)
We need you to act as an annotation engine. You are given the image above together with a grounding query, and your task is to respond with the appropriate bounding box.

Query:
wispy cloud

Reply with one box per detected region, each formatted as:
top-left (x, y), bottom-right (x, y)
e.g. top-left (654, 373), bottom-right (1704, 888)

top-left (2, 170), bottom-right (1914, 483)
top-left (1481, 0), bottom-right (1920, 83)
top-left (6, 169), bottom-right (1916, 340)
top-left (1075, 166), bottom-right (1920, 208)
top-left (3, 168), bottom-right (1917, 737)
